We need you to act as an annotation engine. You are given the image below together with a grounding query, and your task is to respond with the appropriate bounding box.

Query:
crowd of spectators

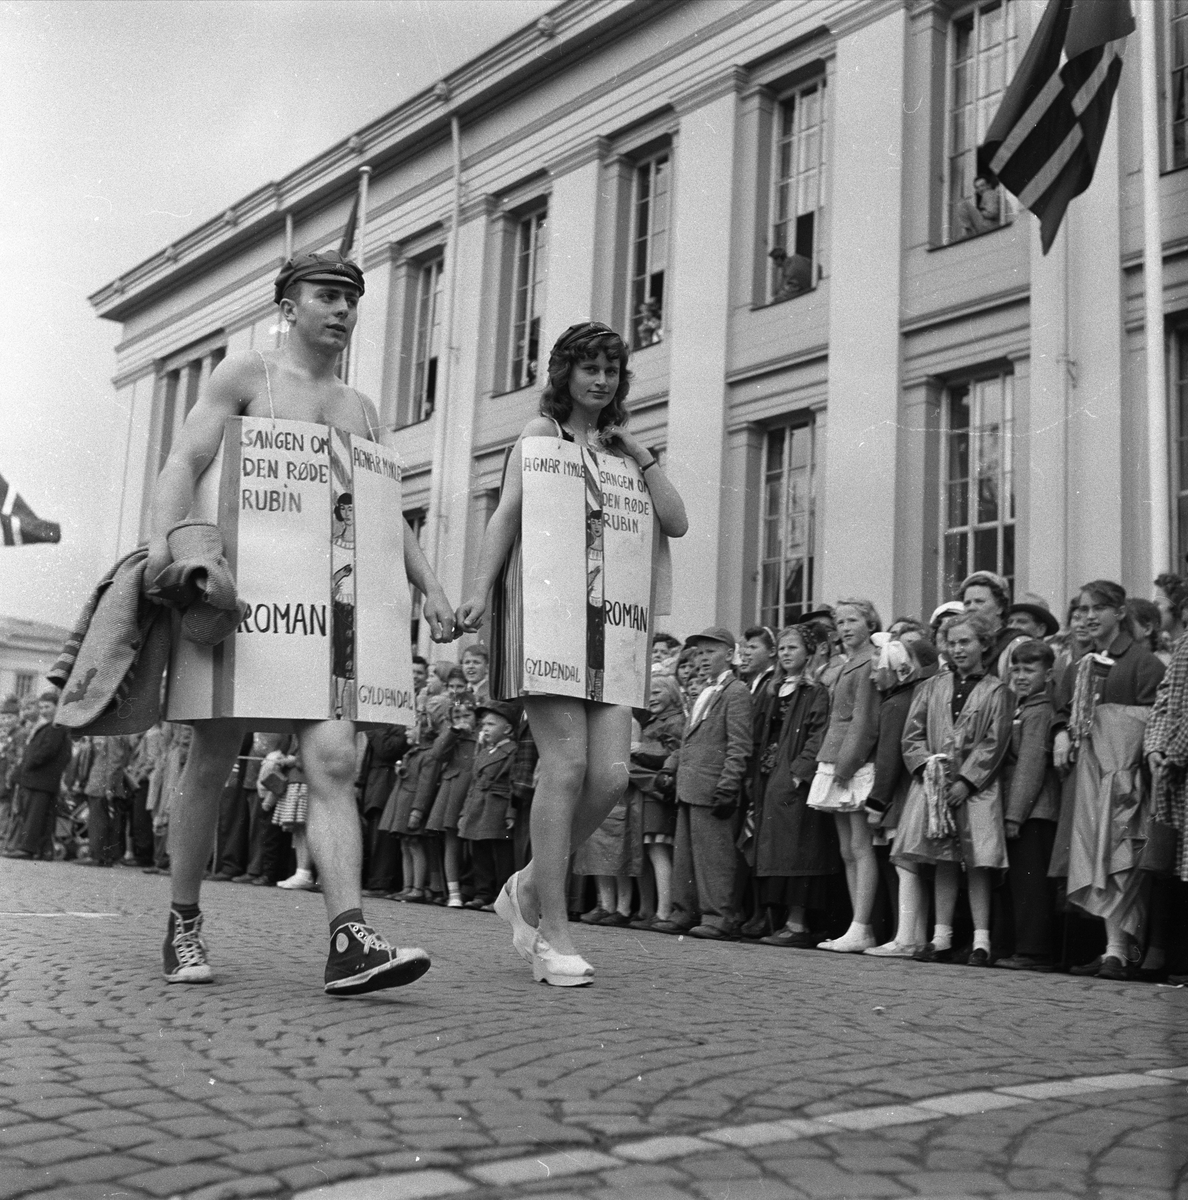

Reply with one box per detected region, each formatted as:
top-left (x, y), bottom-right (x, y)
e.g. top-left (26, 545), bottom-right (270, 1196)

top-left (5, 570), bottom-right (1188, 983)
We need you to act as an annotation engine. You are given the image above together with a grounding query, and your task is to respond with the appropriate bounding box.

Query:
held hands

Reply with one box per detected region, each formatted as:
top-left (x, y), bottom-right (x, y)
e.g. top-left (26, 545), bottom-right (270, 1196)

top-left (422, 591), bottom-right (459, 643)
top-left (456, 595), bottom-right (487, 635)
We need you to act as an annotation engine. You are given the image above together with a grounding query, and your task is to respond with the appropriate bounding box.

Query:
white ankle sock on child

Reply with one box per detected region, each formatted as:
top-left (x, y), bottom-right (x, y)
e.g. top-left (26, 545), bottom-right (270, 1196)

top-left (973, 930), bottom-right (991, 954)
top-left (931, 924), bottom-right (953, 951)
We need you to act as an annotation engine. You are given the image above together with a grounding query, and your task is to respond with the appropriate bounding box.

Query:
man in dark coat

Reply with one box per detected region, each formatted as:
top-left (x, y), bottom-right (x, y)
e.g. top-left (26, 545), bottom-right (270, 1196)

top-left (657, 627), bottom-right (753, 939)
top-left (4, 691), bottom-right (72, 860)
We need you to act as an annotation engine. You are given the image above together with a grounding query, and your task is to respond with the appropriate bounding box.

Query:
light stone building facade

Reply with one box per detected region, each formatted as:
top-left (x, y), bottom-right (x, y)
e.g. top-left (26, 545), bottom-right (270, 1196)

top-left (90, 0), bottom-right (1188, 652)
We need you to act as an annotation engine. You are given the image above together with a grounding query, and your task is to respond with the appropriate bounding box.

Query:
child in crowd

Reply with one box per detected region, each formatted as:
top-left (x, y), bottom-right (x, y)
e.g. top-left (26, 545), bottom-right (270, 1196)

top-left (421, 695), bottom-right (478, 907)
top-left (747, 623), bottom-right (833, 948)
top-left (995, 638), bottom-right (1061, 972)
top-left (659, 627), bottom-right (752, 939)
top-left (461, 643), bottom-right (490, 706)
top-left (1128, 598), bottom-right (1167, 664)
top-left (740, 626), bottom-right (777, 696)
top-left (896, 613), bottom-right (1010, 966)
top-left (377, 723), bottom-right (438, 902)
top-left (808, 599), bottom-right (883, 953)
top-left (651, 633), bottom-right (683, 677)
top-left (864, 633), bottom-right (939, 957)
top-left (273, 740), bottom-right (315, 891)
top-left (629, 675), bottom-right (687, 930)
top-left (457, 700), bottom-right (519, 910)
top-left (1053, 580), bottom-right (1164, 979)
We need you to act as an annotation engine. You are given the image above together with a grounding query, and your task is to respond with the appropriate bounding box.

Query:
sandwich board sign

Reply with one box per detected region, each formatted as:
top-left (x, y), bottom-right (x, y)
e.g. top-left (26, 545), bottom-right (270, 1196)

top-left (166, 416), bottom-right (415, 730)
top-left (518, 436), bottom-right (654, 708)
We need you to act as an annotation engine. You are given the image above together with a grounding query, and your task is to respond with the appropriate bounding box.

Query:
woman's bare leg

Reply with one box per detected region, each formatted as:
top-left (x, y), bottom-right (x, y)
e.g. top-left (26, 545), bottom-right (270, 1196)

top-left (519, 698), bottom-right (630, 956)
top-left (648, 842), bottom-right (673, 921)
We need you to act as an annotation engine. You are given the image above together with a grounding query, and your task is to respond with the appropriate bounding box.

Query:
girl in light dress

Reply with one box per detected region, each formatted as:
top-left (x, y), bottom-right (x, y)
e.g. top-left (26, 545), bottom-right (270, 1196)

top-left (806, 599), bottom-right (884, 954)
top-left (456, 322), bottom-right (688, 986)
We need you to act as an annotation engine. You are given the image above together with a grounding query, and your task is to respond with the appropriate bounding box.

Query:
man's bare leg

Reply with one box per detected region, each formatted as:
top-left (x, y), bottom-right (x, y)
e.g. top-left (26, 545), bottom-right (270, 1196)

top-left (169, 721), bottom-right (243, 904)
top-left (163, 719), bottom-right (243, 983)
top-left (299, 719), bottom-right (430, 996)
top-left (298, 720), bottom-right (364, 920)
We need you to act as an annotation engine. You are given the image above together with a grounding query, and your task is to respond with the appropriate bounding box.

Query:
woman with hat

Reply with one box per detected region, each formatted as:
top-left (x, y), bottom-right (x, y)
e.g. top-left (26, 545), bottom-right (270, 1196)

top-left (456, 322), bottom-right (687, 985)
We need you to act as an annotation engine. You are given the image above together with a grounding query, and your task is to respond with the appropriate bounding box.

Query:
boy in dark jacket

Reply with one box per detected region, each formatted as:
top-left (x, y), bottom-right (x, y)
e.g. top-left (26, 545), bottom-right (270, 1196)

top-left (457, 700), bottom-right (519, 910)
top-left (996, 639), bottom-right (1061, 972)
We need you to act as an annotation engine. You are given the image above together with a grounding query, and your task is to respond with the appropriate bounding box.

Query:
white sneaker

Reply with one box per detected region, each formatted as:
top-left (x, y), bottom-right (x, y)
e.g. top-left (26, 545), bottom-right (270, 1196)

top-left (446, 897), bottom-right (463, 908)
top-left (277, 870), bottom-right (316, 891)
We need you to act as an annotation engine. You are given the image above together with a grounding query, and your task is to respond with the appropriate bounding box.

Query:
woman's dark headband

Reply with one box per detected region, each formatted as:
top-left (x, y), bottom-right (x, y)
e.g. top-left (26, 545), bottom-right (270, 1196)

top-left (552, 322), bottom-right (619, 354)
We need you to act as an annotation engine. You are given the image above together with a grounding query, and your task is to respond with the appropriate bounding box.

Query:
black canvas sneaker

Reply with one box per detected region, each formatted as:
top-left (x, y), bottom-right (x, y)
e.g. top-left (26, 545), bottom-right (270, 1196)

top-left (323, 922), bottom-right (430, 996)
top-left (163, 910), bottom-right (213, 983)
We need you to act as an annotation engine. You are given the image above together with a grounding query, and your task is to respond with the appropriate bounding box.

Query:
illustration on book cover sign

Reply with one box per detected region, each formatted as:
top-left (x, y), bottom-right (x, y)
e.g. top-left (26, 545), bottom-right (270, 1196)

top-left (165, 416), bottom-right (415, 729)
top-left (520, 436), bottom-right (655, 708)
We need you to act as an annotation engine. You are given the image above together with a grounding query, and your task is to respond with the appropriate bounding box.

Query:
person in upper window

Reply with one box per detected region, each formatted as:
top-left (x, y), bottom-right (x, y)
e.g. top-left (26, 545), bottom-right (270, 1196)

top-left (956, 174), bottom-right (1002, 238)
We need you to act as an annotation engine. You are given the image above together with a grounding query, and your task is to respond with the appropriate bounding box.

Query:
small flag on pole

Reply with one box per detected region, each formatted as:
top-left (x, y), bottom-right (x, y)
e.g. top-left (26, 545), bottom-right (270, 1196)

top-left (338, 189), bottom-right (360, 260)
top-left (979, 0), bottom-right (1135, 254)
top-left (0, 473), bottom-right (61, 546)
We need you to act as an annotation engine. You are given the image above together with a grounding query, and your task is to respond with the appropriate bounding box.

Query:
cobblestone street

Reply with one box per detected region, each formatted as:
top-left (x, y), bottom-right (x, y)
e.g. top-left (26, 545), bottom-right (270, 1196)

top-left (1, 859), bottom-right (1186, 1200)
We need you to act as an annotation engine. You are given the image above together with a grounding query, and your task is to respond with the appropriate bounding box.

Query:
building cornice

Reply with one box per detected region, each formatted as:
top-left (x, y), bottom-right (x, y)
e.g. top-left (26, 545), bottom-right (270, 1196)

top-left (88, 0), bottom-right (670, 323)
top-left (546, 136), bottom-right (610, 177)
top-left (671, 66), bottom-right (750, 115)
top-left (899, 284), bottom-right (1029, 337)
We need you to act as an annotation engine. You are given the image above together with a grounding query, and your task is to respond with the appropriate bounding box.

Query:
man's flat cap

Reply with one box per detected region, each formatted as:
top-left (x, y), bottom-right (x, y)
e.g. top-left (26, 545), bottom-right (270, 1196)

top-left (274, 251), bottom-right (365, 304)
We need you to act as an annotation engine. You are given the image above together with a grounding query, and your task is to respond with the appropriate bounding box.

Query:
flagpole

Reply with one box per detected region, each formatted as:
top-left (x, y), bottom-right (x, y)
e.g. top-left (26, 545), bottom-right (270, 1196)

top-left (349, 167), bottom-right (371, 389)
top-left (1139, 1), bottom-right (1170, 574)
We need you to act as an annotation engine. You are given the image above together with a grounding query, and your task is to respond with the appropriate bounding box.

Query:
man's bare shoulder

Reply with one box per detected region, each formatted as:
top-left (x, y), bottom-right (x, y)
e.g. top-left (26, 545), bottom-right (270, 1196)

top-left (202, 351), bottom-right (268, 413)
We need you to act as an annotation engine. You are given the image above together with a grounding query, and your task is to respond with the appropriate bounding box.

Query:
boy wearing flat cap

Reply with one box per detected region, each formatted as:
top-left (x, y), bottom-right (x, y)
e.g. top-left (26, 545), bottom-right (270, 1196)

top-left (143, 250), bottom-right (457, 995)
top-left (655, 627), bottom-right (752, 940)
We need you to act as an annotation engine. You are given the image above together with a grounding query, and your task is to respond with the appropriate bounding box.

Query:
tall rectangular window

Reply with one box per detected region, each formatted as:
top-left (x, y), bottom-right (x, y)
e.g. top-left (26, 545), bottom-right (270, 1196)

top-left (1169, 1), bottom-right (1188, 168)
top-left (942, 372), bottom-right (1015, 599)
top-left (629, 152), bottom-right (670, 348)
top-left (770, 79), bottom-right (826, 301)
top-left (409, 257), bottom-right (444, 423)
top-left (1173, 330), bottom-right (1188, 566)
top-left (947, 1), bottom-right (1019, 242)
top-left (509, 207), bottom-right (548, 391)
top-left (13, 672), bottom-right (34, 699)
top-left (758, 420), bottom-right (817, 629)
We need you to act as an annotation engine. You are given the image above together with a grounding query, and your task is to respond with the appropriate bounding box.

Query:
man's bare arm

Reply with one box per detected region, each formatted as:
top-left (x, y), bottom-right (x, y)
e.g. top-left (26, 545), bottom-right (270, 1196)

top-left (403, 526), bottom-right (456, 643)
top-left (144, 355), bottom-right (257, 585)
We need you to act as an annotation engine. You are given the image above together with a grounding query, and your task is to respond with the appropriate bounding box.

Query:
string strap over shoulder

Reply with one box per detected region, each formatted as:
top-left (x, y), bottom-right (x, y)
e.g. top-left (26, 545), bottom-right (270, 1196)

top-left (254, 349), bottom-right (276, 422)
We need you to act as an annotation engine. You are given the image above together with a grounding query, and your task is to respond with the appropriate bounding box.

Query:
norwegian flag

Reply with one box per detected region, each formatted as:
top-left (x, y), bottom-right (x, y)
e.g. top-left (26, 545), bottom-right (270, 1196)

top-left (0, 473), bottom-right (61, 546)
top-left (979, 0), bottom-right (1135, 254)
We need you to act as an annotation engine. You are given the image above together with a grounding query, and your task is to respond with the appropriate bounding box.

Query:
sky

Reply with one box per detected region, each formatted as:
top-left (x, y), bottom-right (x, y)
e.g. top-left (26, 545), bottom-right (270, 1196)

top-left (0, 0), bottom-right (553, 631)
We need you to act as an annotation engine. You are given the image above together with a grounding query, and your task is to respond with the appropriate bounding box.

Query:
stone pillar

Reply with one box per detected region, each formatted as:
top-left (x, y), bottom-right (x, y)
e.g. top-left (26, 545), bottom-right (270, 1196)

top-left (819, 8), bottom-right (907, 620)
top-left (434, 197), bottom-right (496, 621)
top-left (894, 376), bottom-right (944, 618)
top-left (352, 247), bottom-right (393, 406)
top-left (664, 69), bottom-right (745, 636)
top-left (1066, 116), bottom-right (1124, 588)
top-left (539, 139), bottom-right (607, 357)
top-left (719, 423), bottom-right (765, 638)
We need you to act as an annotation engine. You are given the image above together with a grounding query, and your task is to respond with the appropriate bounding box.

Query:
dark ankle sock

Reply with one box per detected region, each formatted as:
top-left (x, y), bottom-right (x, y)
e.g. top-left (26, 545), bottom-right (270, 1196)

top-left (330, 907), bottom-right (364, 935)
top-left (172, 902), bottom-right (200, 921)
